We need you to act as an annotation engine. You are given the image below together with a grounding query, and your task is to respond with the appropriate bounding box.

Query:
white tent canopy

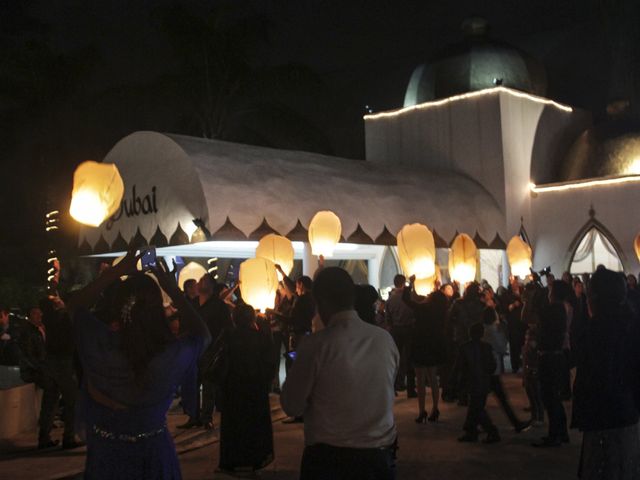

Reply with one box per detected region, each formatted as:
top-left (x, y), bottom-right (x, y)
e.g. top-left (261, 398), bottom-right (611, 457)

top-left (79, 131), bottom-right (506, 253)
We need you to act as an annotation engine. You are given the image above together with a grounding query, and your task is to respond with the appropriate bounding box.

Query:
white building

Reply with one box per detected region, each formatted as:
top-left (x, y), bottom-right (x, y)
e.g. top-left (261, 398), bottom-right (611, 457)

top-left (80, 21), bottom-right (640, 289)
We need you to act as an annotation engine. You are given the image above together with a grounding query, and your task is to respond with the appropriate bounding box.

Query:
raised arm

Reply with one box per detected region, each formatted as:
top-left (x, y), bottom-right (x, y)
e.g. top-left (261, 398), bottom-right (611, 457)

top-left (152, 259), bottom-right (211, 346)
top-left (402, 275), bottom-right (421, 310)
top-left (275, 264), bottom-right (296, 295)
top-left (66, 250), bottom-right (139, 318)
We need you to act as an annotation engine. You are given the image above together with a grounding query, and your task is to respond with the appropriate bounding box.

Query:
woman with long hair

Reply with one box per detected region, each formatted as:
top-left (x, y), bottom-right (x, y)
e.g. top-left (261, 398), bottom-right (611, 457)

top-left (68, 252), bottom-right (211, 479)
top-left (403, 276), bottom-right (448, 423)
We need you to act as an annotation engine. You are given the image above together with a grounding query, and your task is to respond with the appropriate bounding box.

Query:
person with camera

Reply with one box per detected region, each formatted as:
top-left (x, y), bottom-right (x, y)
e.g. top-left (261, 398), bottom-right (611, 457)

top-left (68, 251), bottom-right (211, 479)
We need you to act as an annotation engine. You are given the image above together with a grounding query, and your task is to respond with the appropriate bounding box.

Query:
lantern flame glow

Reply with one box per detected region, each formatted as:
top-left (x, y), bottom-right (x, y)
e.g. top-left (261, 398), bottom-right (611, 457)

top-left (239, 257), bottom-right (279, 313)
top-left (308, 211), bottom-right (342, 257)
top-left (449, 233), bottom-right (477, 285)
top-left (414, 276), bottom-right (436, 296)
top-left (396, 223), bottom-right (436, 279)
top-left (506, 236), bottom-right (532, 279)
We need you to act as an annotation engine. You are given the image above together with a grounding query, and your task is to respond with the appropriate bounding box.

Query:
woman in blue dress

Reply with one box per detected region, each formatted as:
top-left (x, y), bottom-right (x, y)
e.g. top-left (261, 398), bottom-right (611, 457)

top-left (68, 252), bottom-right (211, 479)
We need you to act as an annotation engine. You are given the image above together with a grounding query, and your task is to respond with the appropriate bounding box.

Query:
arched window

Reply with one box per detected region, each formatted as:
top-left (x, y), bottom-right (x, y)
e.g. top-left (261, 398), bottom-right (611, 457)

top-left (569, 227), bottom-right (623, 274)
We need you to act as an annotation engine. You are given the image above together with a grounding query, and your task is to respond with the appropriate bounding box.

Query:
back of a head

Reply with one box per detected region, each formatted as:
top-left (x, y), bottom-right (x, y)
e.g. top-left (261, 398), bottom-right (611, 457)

top-left (589, 267), bottom-right (627, 315)
top-left (233, 303), bottom-right (256, 328)
top-left (313, 267), bottom-right (355, 317)
top-left (464, 282), bottom-right (481, 301)
top-left (470, 322), bottom-right (484, 340)
top-left (118, 274), bottom-right (172, 381)
top-left (550, 280), bottom-right (571, 304)
top-left (297, 275), bottom-right (313, 291)
top-left (183, 278), bottom-right (197, 294)
top-left (354, 284), bottom-right (379, 324)
top-left (393, 274), bottom-right (406, 288)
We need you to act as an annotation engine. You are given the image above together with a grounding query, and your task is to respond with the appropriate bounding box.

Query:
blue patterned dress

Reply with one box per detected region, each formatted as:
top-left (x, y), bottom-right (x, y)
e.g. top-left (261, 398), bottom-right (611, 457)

top-left (74, 309), bottom-right (205, 479)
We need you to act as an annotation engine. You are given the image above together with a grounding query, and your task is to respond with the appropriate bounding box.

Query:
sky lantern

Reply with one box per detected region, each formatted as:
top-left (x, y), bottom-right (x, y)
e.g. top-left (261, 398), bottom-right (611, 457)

top-left (256, 234), bottom-right (294, 278)
top-left (69, 160), bottom-right (124, 227)
top-left (239, 257), bottom-right (279, 313)
top-left (449, 233), bottom-right (477, 285)
top-left (396, 223), bottom-right (436, 279)
top-left (178, 262), bottom-right (208, 290)
top-left (634, 233), bottom-right (640, 263)
top-left (414, 275), bottom-right (436, 296)
top-left (308, 210), bottom-right (342, 257)
top-left (507, 236), bottom-right (532, 278)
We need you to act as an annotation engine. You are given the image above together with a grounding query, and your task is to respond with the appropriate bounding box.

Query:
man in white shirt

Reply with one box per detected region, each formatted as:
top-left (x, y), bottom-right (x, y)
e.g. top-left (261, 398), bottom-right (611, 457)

top-left (281, 267), bottom-right (399, 480)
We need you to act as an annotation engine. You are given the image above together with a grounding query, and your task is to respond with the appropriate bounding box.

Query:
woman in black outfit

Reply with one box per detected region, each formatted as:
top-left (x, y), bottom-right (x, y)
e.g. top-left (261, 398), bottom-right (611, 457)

top-left (403, 276), bottom-right (448, 423)
top-left (219, 304), bottom-right (275, 474)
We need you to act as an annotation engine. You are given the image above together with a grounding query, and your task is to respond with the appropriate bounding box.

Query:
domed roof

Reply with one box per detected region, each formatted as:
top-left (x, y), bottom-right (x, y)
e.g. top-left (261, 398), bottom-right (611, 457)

top-left (559, 110), bottom-right (640, 181)
top-left (404, 18), bottom-right (547, 107)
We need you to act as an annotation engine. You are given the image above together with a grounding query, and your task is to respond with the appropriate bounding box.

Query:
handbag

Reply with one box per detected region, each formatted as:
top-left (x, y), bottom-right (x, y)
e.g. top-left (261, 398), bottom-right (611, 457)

top-left (200, 329), bottom-right (229, 384)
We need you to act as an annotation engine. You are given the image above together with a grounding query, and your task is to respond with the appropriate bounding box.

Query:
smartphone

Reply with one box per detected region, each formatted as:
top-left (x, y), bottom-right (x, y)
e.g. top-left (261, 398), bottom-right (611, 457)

top-left (140, 247), bottom-right (157, 270)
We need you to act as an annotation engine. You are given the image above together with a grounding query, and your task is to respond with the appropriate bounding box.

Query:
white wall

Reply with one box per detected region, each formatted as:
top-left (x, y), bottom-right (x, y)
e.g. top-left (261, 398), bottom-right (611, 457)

top-left (530, 181), bottom-right (640, 275)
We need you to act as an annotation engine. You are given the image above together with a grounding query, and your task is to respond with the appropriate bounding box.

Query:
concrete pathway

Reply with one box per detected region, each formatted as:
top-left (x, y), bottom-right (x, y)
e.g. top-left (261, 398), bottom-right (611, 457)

top-left (0, 375), bottom-right (582, 479)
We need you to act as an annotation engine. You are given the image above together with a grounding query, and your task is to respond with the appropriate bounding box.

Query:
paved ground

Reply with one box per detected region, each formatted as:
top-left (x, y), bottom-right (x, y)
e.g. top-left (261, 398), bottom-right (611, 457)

top-left (0, 375), bottom-right (581, 479)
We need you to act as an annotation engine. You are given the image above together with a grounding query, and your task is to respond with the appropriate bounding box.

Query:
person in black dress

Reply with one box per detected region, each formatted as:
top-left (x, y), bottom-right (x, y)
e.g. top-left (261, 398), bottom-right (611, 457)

top-left (219, 304), bottom-right (275, 474)
top-left (403, 276), bottom-right (448, 423)
top-left (532, 280), bottom-right (570, 447)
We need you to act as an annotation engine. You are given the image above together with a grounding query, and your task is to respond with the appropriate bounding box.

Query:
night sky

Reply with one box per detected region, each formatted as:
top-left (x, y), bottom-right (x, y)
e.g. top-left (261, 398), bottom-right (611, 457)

top-left (1, 0), bottom-right (638, 299)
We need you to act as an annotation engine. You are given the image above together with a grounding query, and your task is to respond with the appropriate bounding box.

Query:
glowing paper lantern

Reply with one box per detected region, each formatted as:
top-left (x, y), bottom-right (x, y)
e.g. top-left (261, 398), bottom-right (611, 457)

top-left (448, 233), bottom-right (477, 284)
top-left (256, 234), bottom-right (294, 278)
top-left (69, 161), bottom-right (124, 227)
top-left (308, 211), bottom-right (342, 257)
top-left (507, 236), bottom-right (532, 278)
top-left (239, 257), bottom-right (279, 313)
top-left (634, 233), bottom-right (640, 263)
top-left (414, 276), bottom-right (436, 296)
top-left (178, 262), bottom-right (208, 291)
top-left (396, 223), bottom-right (436, 279)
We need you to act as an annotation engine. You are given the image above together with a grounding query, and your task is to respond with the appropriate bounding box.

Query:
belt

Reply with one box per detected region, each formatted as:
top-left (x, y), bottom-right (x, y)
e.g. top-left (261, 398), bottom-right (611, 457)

top-left (91, 423), bottom-right (167, 443)
top-left (310, 441), bottom-right (397, 453)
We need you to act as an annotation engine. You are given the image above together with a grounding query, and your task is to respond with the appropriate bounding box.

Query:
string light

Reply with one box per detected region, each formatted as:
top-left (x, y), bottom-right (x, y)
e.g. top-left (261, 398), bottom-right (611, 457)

top-left (363, 86), bottom-right (573, 120)
top-left (530, 174), bottom-right (640, 194)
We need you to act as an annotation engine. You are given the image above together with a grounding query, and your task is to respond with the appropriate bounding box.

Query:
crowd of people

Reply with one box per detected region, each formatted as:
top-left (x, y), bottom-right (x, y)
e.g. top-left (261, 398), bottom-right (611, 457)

top-left (2, 253), bottom-right (640, 479)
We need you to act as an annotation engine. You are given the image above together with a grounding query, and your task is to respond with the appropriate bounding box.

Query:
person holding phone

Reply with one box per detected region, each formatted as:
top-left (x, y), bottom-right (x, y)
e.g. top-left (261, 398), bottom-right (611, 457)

top-left (67, 250), bottom-right (211, 479)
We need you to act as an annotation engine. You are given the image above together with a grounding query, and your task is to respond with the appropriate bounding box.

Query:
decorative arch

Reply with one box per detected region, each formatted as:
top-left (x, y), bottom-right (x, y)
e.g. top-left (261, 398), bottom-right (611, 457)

top-left (565, 211), bottom-right (626, 274)
top-left (379, 247), bottom-right (401, 291)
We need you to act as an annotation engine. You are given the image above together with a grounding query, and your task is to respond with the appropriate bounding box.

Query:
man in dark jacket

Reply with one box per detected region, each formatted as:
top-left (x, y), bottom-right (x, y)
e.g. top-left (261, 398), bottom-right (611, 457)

top-left (572, 268), bottom-right (640, 478)
top-left (447, 282), bottom-right (485, 405)
top-left (457, 322), bottom-right (500, 444)
top-left (37, 296), bottom-right (80, 449)
top-left (179, 274), bottom-right (232, 430)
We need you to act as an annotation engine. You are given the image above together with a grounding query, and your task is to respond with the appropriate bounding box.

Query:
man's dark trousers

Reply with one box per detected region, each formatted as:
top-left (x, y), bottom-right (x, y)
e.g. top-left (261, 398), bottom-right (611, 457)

top-left (300, 443), bottom-right (396, 480)
top-left (38, 356), bottom-right (76, 443)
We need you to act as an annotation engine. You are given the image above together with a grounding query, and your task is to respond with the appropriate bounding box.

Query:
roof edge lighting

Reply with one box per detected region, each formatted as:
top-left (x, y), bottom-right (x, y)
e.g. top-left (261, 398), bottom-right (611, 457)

top-left (530, 174), bottom-right (640, 194)
top-left (364, 86), bottom-right (573, 120)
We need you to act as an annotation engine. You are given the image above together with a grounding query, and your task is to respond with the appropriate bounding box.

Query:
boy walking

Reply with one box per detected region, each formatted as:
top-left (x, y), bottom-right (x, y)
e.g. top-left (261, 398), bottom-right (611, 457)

top-left (456, 323), bottom-right (500, 444)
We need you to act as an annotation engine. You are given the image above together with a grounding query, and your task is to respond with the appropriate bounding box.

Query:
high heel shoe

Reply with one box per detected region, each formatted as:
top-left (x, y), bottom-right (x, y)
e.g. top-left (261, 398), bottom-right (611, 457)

top-left (414, 411), bottom-right (428, 423)
top-left (428, 409), bottom-right (440, 422)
